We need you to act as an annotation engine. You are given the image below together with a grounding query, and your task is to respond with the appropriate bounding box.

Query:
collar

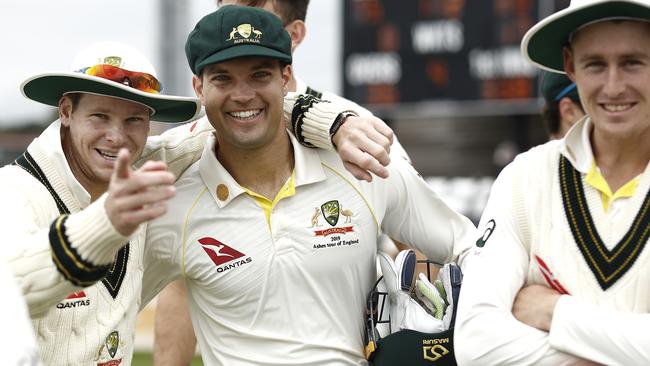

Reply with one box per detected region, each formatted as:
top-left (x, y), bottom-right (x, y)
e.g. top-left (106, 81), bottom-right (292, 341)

top-left (28, 120), bottom-right (91, 208)
top-left (199, 131), bottom-right (327, 208)
top-left (559, 115), bottom-right (594, 174)
top-left (294, 77), bottom-right (308, 94)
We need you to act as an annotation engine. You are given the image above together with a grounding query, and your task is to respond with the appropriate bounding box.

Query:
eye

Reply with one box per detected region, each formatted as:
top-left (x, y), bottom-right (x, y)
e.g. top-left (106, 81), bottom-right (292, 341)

top-left (583, 61), bottom-right (605, 71)
top-left (253, 70), bottom-right (272, 79)
top-left (623, 59), bottom-right (643, 67)
top-left (127, 116), bottom-right (145, 123)
top-left (210, 74), bottom-right (230, 83)
top-left (90, 113), bottom-right (108, 120)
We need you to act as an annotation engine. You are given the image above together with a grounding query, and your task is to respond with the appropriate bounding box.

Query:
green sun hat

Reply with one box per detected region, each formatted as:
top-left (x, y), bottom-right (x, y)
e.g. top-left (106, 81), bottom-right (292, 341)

top-left (21, 42), bottom-right (201, 123)
top-left (185, 5), bottom-right (292, 75)
top-left (522, 0), bottom-right (650, 73)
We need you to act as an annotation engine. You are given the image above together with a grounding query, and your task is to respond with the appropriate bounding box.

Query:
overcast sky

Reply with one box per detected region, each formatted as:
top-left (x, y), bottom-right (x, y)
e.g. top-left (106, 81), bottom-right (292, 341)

top-left (0, 0), bottom-right (340, 128)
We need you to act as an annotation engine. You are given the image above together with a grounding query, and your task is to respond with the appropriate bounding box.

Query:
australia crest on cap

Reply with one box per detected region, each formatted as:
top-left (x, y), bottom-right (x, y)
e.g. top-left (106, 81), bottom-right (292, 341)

top-left (226, 23), bottom-right (263, 44)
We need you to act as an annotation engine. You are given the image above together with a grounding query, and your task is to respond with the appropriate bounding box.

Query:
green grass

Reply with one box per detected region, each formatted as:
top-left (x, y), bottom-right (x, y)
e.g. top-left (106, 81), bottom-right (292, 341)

top-left (132, 352), bottom-right (203, 366)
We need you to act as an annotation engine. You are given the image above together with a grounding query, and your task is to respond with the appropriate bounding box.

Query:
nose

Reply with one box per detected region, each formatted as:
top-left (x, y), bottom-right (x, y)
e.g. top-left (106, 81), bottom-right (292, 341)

top-left (602, 67), bottom-right (625, 98)
top-left (105, 124), bottom-right (126, 146)
top-left (230, 80), bottom-right (255, 103)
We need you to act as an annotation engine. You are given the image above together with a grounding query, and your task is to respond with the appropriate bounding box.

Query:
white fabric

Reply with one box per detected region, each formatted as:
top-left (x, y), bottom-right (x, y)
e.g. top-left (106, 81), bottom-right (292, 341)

top-left (143, 132), bottom-right (476, 366)
top-left (0, 258), bottom-right (41, 365)
top-left (455, 117), bottom-right (650, 366)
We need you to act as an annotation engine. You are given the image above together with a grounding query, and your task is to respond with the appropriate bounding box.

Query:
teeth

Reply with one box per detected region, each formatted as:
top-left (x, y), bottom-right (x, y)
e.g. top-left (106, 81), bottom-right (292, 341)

top-left (603, 103), bottom-right (632, 112)
top-left (229, 109), bottom-right (261, 120)
top-left (97, 150), bottom-right (118, 160)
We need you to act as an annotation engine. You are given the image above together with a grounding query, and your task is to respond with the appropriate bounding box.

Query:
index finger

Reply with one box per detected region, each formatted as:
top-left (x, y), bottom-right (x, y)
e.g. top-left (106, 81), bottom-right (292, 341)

top-left (114, 149), bottom-right (131, 180)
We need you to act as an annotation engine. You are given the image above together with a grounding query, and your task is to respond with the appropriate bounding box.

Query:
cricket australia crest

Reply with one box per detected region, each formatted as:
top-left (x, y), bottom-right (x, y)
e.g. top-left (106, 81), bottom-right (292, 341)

top-left (227, 23), bottom-right (263, 43)
top-left (106, 331), bottom-right (119, 358)
top-left (321, 200), bottom-right (340, 226)
top-left (102, 56), bottom-right (123, 68)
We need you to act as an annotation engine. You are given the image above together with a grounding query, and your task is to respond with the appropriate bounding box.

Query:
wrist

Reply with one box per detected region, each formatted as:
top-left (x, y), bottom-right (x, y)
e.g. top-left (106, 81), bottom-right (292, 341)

top-left (330, 111), bottom-right (358, 147)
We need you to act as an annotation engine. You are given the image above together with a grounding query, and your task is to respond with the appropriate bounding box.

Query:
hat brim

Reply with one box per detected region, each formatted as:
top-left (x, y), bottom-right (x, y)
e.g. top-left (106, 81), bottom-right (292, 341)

top-left (522, 0), bottom-right (650, 73)
top-left (195, 44), bottom-right (292, 74)
top-left (21, 73), bottom-right (201, 123)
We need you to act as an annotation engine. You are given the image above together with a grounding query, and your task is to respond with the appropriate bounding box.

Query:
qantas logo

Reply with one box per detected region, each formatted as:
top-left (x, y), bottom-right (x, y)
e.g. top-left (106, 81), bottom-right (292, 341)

top-left (198, 237), bottom-right (252, 272)
top-left (57, 290), bottom-right (90, 309)
top-left (66, 291), bottom-right (87, 299)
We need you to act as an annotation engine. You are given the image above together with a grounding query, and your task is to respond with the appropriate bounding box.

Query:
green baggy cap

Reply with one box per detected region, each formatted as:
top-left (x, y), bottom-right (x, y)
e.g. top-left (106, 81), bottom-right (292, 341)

top-left (186, 5), bottom-right (292, 75)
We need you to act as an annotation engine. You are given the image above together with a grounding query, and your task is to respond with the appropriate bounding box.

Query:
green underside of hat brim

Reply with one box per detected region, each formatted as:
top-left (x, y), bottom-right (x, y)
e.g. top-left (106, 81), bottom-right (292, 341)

top-left (195, 44), bottom-right (292, 74)
top-left (527, 2), bottom-right (650, 72)
top-left (22, 75), bottom-right (200, 123)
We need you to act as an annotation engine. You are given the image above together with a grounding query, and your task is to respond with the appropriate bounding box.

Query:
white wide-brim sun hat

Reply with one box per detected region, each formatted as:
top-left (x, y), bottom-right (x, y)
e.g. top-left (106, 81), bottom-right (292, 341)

top-left (21, 42), bottom-right (201, 123)
top-left (522, 0), bottom-right (650, 73)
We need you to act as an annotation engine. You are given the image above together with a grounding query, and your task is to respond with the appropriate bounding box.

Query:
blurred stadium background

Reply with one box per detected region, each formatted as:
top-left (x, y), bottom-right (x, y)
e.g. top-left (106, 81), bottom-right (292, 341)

top-left (1, 0), bottom-right (571, 364)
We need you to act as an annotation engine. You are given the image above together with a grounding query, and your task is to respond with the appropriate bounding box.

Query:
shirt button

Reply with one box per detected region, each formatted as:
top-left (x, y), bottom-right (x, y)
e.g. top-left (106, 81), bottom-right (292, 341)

top-left (217, 184), bottom-right (229, 201)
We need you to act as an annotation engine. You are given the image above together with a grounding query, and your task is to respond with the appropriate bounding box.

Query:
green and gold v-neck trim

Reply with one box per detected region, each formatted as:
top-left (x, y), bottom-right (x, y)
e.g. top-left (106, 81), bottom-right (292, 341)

top-left (559, 156), bottom-right (650, 290)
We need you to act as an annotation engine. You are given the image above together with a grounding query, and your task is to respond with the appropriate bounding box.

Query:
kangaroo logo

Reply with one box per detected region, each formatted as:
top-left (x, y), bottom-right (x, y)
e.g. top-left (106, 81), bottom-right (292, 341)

top-left (198, 237), bottom-right (246, 266)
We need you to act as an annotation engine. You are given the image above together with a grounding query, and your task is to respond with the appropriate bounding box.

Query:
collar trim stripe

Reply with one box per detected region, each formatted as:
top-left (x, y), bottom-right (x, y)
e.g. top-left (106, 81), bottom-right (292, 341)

top-left (560, 156), bottom-right (650, 290)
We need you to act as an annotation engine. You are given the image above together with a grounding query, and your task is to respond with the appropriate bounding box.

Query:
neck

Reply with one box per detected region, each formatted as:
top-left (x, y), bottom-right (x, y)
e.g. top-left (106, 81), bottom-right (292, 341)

top-left (215, 132), bottom-right (294, 199)
top-left (288, 75), bottom-right (297, 93)
top-left (592, 127), bottom-right (650, 192)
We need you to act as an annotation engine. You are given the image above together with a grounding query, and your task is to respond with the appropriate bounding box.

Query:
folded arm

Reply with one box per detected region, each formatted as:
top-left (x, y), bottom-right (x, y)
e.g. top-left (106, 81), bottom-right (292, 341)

top-left (454, 163), bottom-right (600, 366)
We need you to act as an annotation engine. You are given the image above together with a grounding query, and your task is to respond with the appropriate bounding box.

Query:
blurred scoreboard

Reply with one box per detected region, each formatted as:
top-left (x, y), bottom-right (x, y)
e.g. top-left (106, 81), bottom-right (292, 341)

top-left (342, 0), bottom-right (548, 116)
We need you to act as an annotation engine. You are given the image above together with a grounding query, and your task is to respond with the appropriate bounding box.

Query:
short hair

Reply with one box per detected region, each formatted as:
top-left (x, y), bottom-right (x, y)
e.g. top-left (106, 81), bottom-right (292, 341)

top-left (64, 93), bottom-right (83, 113)
top-left (541, 101), bottom-right (562, 136)
top-left (541, 97), bottom-right (584, 137)
top-left (218, 0), bottom-right (310, 23)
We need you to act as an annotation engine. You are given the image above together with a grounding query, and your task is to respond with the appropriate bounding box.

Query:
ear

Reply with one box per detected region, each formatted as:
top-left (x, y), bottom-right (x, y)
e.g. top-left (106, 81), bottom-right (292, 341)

top-left (282, 64), bottom-right (292, 96)
top-left (560, 97), bottom-right (584, 125)
top-left (284, 20), bottom-right (306, 52)
top-left (59, 96), bottom-right (73, 127)
top-left (192, 75), bottom-right (206, 105)
top-left (563, 46), bottom-right (576, 82)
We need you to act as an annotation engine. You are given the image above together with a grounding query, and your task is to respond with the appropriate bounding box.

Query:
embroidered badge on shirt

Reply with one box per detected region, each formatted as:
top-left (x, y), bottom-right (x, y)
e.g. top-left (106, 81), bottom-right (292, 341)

top-left (95, 330), bottom-right (123, 366)
top-left (310, 200), bottom-right (358, 249)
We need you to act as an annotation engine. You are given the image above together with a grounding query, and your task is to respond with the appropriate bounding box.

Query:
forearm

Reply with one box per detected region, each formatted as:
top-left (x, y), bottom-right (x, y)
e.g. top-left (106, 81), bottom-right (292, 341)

top-left (139, 117), bottom-right (212, 178)
top-left (154, 280), bottom-right (197, 366)
top-left (283, 92), bottom-right (355, 149)
top-left (455, 255), bottom-right (587, 366)
top-left (377, 156), bottom-right (476, 267)
top-left (550, 296), bottom-right (650, 365)
top-left (7, 195), bottom-right (128, 317)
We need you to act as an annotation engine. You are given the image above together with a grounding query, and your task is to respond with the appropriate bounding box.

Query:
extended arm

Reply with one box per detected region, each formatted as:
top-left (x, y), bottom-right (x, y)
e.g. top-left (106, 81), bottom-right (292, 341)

top-left (4, 150), bottom-right (175, 317)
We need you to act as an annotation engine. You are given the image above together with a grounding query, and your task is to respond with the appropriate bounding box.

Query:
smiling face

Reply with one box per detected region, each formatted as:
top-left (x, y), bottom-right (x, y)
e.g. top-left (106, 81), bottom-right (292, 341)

top-left (192, 57), bottom-right (291, 154)
top-left (59, 93), bottom-right (150, 195)
top-left (564, 20), bottom-right (650, 143)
